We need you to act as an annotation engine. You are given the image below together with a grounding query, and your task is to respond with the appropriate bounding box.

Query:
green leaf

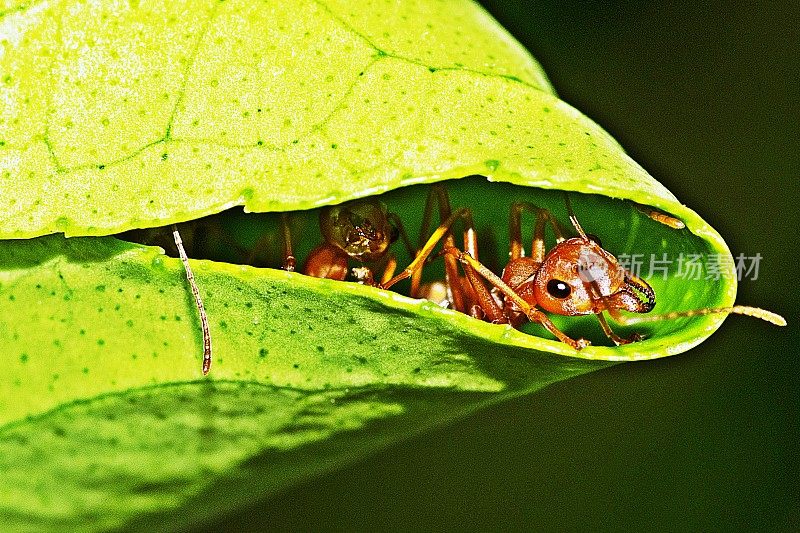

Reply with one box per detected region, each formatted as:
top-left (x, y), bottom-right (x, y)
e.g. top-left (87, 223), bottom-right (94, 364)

top-left (0, 229), bottom-right (612, 530)
top-left (0, 0), bottom-right (738, 530)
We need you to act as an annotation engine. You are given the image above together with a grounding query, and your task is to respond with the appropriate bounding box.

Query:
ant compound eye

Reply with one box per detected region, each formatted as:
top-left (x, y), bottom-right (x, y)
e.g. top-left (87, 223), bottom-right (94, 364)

top-left (546, 279), bottom-right (572, 299)
top-left (585, 233), bottom-right (602, 247)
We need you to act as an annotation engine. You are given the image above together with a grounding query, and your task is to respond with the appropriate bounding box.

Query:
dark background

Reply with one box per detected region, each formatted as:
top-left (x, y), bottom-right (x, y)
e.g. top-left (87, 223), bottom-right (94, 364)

top-left (214, 2), bottom-right (799, 530)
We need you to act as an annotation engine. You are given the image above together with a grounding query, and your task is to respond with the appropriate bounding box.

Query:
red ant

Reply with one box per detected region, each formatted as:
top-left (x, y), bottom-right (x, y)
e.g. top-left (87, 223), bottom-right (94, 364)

top-left (378, 189), bottom-right (785, 349)
top-left (294, 188), bottom-right (470, 304)
top-left (289, 199), bottom-right (410, 286)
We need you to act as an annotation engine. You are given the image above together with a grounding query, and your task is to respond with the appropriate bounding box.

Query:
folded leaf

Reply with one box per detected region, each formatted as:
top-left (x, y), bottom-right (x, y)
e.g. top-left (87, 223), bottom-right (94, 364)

top-left (0, 0), bottom-right (736, 529)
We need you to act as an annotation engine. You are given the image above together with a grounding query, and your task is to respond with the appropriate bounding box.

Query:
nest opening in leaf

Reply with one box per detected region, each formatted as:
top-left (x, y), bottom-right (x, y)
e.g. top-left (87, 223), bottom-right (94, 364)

top-left (117, 176), bottom-right (722, 347)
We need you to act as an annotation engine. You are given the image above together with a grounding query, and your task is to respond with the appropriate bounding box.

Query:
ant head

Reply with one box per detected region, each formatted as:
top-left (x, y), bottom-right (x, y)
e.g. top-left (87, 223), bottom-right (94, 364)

top-left (531, 238), bottom-right (619, 315)
top-left (532, 195), bottom-right (656, 316)
top-left (320, 199), bottom-right (392, 262)
top-left (533, 238), bottom-right (655, 316)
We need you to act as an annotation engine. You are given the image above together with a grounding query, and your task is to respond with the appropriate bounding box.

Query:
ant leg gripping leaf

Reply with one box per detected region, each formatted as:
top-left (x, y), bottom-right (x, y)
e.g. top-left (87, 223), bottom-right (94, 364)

top-left (0, 1), bottom-right (776, 530)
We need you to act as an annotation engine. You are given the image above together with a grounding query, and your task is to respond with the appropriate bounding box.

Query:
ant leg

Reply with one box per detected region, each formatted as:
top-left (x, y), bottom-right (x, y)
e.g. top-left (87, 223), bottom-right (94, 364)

top-left (460, 256), bottom-right (506, 322)
top-left (607, 305), bottom-right (786, 327)
top-left (458, 206), bottom-right (483, 312)
top-left (595, 312), bottom-right (642, 345)
top-left (409, 260), bottom-right (423, 299)
top-left (443, 246), bottom-right (590, 350)
top-left (280, 213), bottom-right (296, 271)
top-left (172, 225), bottom-right (212, 375)
top-left (380, 254), bottom-right (398, 286)
top-left (386, 213), bottom-right (415, 258)
top-left (382, 207), bottom-right (472, 294)
top-left (409, 185), bottom-right (469, 311)
top-left (584, 280), bottom-right (644, 344)
top-left (407, 185), bottom-right (491, 313)
top-left (408, 187), bottom-right (439, 298)
top-left (509, 202), bottom-right (565, 262)
top-left (417, 185), bottom-right (448, 249)
top-left (384, 212), bottom-right (425, 296)
top-left (633, 202), bottom-right (686, 229)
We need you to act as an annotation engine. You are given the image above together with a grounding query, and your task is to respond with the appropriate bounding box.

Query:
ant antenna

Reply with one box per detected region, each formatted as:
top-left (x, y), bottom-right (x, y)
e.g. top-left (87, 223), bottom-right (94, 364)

top-left (563, 193), bottom-right (588, 240)
top-left (616, 305), bottom-right (786, 326)
top-left (172, 225), bottom-right (212, 375)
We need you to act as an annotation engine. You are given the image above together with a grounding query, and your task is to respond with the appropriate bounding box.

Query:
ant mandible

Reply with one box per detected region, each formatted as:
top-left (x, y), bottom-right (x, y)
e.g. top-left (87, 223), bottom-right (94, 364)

top-left (380, 190), bottom-right (785, 349)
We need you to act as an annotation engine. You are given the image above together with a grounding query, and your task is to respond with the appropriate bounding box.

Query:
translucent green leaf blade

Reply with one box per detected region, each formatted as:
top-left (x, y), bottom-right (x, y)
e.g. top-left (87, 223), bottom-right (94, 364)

top-left (0, 234), bottom-right (606, 530)
top-left (0, 0), bottom-right (683, 239)
top-left (0, 0), bottom-right (746, 529)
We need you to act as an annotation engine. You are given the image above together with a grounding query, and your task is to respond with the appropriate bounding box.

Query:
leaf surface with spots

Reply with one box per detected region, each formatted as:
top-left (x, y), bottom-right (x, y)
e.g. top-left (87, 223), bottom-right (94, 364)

top-left (0, 1), bottom-right (736, 530)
